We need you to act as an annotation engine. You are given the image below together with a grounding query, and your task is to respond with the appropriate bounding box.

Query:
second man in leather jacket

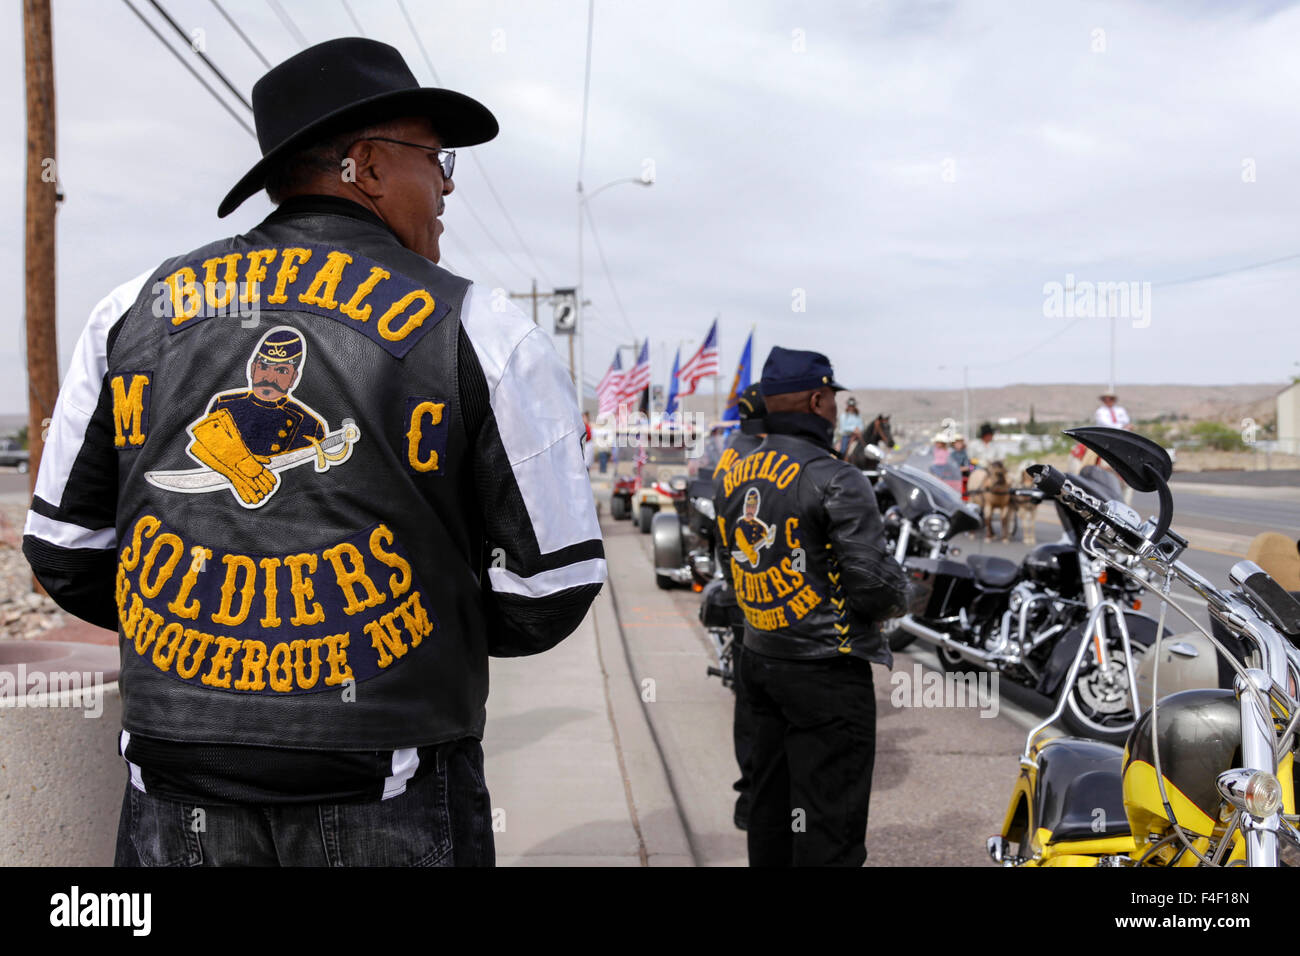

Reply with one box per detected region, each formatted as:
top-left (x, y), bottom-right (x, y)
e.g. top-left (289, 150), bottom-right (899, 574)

top-left (715, 347), bottom-right (906, 866)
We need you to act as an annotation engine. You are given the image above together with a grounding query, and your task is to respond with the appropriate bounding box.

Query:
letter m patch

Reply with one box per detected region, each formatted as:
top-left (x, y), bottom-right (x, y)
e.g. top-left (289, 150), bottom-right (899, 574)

top-left (110, 372), bottom-right (151, 448)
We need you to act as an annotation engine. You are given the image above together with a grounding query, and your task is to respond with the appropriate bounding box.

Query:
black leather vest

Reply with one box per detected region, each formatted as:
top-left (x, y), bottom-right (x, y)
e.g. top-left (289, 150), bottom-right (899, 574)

top-left (107, 202), bottom-right (489, 749)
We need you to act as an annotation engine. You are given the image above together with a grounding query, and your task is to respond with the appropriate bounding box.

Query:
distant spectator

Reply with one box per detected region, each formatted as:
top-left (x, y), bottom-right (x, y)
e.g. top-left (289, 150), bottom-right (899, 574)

top-left (1094, 391), bottom-right (1132, 430)
top-left (929, 432), bottom-right (962, 492)
top-left (971, 425), bottom-right (997, 467)
top-left (949, 435), bottom-right (971, 471)
top-left (836, 396), bottom-right (864, 454)
top-left (583, 411), bottom-right (595, 470)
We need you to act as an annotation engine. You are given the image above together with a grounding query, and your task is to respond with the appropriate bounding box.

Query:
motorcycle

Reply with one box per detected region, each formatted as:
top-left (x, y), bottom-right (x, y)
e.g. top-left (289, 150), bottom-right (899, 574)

top-left (653, 475), bottom-right (719, 590)
top-left (896, 442), bottom-right (1165, 743)
top-left (990, 426), bottom-right (1300, 867)
top-left (863, 450), bottom-right (984, 652)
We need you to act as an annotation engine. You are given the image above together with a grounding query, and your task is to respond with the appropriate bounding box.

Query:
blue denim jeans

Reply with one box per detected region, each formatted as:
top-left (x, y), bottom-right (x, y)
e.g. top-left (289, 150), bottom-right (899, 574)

top-left (114, 738), bottom-right (494, 866)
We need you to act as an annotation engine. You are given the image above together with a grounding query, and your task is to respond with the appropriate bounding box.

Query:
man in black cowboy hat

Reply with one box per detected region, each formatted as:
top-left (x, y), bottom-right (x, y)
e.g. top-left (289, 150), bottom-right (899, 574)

top-left (24, 38), bottom-right (604, 866)
top-left (715, 347), bottom-right (907, 866)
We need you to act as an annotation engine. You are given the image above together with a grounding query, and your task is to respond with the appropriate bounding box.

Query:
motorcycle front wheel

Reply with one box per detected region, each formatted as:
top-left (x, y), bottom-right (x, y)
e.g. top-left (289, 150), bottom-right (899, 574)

top-left (1061, 632), bottom-right (1155, 744)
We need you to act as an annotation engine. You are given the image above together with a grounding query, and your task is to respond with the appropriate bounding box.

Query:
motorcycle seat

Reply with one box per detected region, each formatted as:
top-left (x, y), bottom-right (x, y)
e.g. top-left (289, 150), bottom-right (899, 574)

top-left (965, 554), bottom-right (1019, 589)
top-left (1036, 738), bottom-right (1130, 842)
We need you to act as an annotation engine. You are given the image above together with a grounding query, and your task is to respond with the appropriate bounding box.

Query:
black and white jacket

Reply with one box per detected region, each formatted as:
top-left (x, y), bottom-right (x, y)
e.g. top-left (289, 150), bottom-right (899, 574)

top-left (23, 196), bottom-right (605, 801)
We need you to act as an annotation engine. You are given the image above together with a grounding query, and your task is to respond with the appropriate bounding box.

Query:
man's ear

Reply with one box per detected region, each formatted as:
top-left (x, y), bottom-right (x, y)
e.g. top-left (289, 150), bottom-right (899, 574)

top-left (347, 140), bottom-right (385, 200)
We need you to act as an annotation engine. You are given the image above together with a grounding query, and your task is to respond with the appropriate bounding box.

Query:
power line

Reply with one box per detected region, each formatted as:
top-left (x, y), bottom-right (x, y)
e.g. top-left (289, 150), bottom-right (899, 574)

top-left (577, 0), bottom-right (595, 186)
top-left (266, 0), bottom-right (307, 47)
top-left (340, 0), bottom-right (366, 36)
top-left (969, 317), bottom-right (1088, 371)
top-left (456, 198), bottom-right (533, 279)
top-left (395, 0), bottom-right (440, 81)
top-left (1154, 252), bottom-right (1300, 288)
top-left (465, 153), bottom-right (553, 285)
top-left (394, 0), bottom-right (552, 285)
top-left (120, 0), bottom-right (255, 138)
top-left (583, 201), bottom-right (635, 340)
top-left (208, 0), bottom-right (271, 68)
top-left (146, 0), bottom-right (252, 110)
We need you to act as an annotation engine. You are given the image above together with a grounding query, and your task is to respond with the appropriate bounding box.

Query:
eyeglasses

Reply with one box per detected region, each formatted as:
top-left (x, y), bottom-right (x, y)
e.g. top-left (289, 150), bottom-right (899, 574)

top-left (361, 137), bottom-right (455, 180)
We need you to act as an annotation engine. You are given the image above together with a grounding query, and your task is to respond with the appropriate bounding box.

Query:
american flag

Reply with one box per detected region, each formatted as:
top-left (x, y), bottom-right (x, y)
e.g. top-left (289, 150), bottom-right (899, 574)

top-left (619, 340), bottom-right (651, 410)
top-left (677, 318), bottom-right (719, 396)
top-left (596, 350), bottom-right (624, 417)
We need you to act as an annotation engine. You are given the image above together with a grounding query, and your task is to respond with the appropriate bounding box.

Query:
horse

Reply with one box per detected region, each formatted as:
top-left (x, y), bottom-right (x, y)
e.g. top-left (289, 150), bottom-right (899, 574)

top-left (867, 414), bottom-right (893, 450)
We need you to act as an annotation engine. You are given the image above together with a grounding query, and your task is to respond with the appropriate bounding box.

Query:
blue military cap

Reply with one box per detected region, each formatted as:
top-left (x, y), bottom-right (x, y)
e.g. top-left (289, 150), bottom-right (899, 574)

top-left (255, 328), bottom-right (305, 365)
top-left (759, 346), bottom-right (846, 397)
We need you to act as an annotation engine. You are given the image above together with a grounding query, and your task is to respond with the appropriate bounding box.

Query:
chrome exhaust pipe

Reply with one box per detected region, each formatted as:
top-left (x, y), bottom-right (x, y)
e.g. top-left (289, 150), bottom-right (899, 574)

top-left (898, 615), bottom-right (999, 665)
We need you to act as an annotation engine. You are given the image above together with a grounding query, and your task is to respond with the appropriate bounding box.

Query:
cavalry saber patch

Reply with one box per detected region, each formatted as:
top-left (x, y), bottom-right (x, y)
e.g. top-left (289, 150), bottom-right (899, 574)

top-left (146, 420), bottom-right (361, 492)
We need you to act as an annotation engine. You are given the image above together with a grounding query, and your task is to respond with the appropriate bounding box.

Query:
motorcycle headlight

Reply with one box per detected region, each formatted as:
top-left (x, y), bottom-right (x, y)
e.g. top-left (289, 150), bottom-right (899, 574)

top-left (1217, 769), bottom-right (1283, 819)
top-left (918, 514), bottom-right (950, 541)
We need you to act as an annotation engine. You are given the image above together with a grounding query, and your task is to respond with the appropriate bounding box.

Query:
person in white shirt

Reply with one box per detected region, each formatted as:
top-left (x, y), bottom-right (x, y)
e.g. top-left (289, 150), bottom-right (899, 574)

top-left (1094, 391), bottom-right (1132, 430)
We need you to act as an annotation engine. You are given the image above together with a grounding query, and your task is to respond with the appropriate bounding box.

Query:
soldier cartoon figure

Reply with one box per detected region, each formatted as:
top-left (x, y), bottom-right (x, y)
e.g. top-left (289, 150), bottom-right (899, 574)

top-left (731, 486), bottom-right (776, 568)
top-left (148, 326), bottom-right (357, 508)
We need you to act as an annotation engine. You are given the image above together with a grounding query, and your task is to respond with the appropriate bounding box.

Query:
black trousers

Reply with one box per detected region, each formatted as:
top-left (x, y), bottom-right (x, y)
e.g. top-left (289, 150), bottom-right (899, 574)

top-left (740, 648), bottom-right (877, 867)
top-left (732, 641), bottom-right (755, 818)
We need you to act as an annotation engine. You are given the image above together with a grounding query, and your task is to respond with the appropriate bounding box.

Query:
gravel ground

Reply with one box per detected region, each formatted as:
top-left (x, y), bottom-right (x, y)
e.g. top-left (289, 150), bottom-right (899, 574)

top-left (0, 502), bottom-right (67, 640)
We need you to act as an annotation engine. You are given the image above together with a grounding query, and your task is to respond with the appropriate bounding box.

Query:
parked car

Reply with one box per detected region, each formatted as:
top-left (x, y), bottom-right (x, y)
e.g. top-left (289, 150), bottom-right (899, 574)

top-left (0, 438), bottom-right (29, 473)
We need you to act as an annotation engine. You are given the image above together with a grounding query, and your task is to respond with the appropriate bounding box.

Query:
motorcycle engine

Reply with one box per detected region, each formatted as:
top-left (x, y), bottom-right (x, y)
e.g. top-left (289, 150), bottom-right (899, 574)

top-left (1007, 582), bottom-right (1053, 635)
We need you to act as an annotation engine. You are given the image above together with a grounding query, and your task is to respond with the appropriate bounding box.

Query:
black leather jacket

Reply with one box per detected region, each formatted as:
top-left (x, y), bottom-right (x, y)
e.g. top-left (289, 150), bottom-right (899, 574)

top-left (714, 412), bottom-right (906, 666)
top-left (24, 196), bottom-right (605, 753)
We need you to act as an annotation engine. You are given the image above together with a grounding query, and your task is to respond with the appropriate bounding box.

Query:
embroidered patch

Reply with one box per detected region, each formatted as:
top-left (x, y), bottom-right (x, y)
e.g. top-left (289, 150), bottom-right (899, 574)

top-left (723, 450), bottom-right (824, 632)
top-left (116, 515), bottom-right (437, 695)
top-left (109, 371), bottom-right (151, 448)
top-left (158, 244), bottom-right (451, 359)
top-left (144, 326), bottom-right (361, 509)
top-left (404, 397), bottom-right (448, 475)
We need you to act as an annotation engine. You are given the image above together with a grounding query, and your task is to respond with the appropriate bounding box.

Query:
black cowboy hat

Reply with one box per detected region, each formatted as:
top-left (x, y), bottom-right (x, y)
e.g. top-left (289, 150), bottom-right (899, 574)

top-left (218, 37), bottom-right (498, 218)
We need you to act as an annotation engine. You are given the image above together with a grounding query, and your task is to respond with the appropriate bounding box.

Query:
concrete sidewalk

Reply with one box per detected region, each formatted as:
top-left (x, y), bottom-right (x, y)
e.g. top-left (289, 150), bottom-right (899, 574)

top-left (482, 585), bottom-right (694, 866)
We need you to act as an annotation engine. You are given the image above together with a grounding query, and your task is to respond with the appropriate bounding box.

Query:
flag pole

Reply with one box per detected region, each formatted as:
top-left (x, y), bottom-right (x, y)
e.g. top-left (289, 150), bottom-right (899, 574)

top-left (712, 314), bottom-right (721, 423)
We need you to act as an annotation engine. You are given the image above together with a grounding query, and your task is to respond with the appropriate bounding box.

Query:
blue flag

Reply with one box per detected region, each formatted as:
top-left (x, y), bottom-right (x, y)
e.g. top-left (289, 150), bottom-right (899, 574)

top-left (664, 347), bottom-right (681, 419)
top-left (722, 330), bottom-right (753, 422)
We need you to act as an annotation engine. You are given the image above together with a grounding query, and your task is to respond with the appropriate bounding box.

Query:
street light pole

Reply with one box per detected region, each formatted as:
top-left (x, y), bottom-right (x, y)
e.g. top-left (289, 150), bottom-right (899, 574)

top-left (963, 364), bottom-right (970, 441)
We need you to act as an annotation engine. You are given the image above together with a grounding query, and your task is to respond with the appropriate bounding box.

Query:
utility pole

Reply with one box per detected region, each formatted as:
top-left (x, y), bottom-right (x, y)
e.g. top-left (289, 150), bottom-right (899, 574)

top-left (508, 279), bottom-right (542, 326)
top-left (25, 0), bottom-right (59, 503)
top-left (508, 282), bottom-right (590, 382)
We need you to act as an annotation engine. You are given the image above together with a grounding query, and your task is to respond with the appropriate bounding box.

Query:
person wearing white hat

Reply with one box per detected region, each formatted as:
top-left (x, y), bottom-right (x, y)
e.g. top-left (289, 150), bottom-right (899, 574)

top-left (1094, 391), bottom-right (1132, 430)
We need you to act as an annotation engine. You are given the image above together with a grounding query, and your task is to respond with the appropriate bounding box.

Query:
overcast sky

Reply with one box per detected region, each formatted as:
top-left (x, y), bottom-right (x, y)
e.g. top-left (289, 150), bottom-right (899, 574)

top-left (4, 0), bottom-right (1300, 414)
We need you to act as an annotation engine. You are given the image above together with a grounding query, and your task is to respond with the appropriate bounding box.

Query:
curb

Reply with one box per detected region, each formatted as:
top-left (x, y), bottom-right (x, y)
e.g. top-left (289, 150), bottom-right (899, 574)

top-left (591, 582), bottom-right (696, 866)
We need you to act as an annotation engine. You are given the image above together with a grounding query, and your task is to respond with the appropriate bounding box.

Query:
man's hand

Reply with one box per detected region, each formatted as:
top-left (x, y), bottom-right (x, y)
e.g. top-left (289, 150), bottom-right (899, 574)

top-left (189, 409), bottom-right (276, 505)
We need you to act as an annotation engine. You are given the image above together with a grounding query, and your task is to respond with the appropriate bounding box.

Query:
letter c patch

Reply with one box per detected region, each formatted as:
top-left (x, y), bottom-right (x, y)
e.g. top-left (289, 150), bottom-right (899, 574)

top-left (405, 398), bottom-right (447, 474)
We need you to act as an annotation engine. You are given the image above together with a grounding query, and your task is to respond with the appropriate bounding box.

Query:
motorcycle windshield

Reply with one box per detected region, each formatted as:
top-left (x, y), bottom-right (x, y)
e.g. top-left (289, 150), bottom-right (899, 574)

top-left (883, 464), bottom-right (968, 521)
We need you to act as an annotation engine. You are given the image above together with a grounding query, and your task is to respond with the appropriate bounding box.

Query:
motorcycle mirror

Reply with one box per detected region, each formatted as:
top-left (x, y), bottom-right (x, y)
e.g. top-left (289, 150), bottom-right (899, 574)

top-left (864, 443), bottom-right (885, 461)
top-left (1062, 427), bottom-right (1172, 492)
